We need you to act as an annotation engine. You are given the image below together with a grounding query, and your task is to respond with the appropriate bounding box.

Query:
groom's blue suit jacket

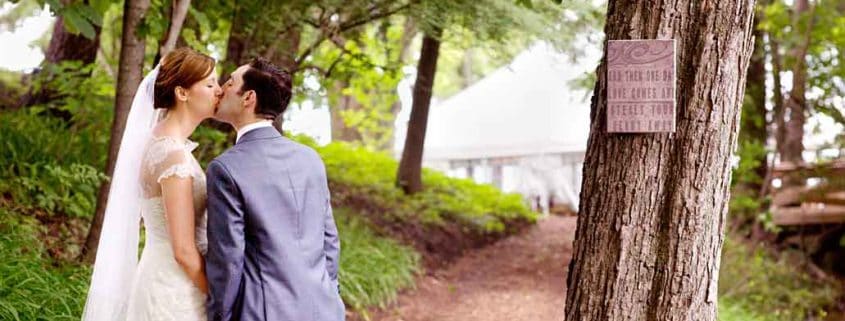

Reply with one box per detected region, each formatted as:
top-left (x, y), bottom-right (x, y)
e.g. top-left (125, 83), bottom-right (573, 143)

top-left (206, 126), bottom-right (344, 321)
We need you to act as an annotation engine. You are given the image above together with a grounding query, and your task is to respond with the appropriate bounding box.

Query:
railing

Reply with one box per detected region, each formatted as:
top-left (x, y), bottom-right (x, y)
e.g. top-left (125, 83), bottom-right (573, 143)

top-left (770, 159), bottom-right (845, 225)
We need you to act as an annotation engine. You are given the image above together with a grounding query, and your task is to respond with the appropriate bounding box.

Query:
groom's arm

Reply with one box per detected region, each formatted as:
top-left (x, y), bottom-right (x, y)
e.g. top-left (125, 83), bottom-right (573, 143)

top-left (205, 159), bottom-right (246, 321)
top-left (319, 162), bottom-right (341, 283)
top-left (323, 194), bottom-right (340, 282)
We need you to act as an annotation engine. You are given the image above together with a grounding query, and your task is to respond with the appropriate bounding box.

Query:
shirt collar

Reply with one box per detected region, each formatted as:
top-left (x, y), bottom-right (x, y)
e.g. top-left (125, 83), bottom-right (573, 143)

top-left (236, 120), bottom-right (273, 143)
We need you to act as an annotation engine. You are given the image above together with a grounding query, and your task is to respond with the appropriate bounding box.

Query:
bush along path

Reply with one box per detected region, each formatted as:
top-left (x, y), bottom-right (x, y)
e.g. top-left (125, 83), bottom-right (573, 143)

top-left (357, 215), bottom-right (576, 321)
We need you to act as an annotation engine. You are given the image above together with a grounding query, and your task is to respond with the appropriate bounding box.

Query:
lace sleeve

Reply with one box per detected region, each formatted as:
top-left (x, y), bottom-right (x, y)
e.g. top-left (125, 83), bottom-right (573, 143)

top-left (142, 137), bottom-right (196, 189)
top-left (157, 163), bottom-right (194, 183)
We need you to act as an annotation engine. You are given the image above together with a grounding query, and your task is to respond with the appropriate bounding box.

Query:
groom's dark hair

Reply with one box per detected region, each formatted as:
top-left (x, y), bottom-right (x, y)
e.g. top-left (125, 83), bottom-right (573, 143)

top-left (238, 57), bottom-right (293, 119)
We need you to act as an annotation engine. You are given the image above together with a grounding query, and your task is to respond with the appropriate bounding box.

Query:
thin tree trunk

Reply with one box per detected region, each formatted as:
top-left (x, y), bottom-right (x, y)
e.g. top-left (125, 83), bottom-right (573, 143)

top-left (780, 0), bottom-right (813, 167)
top-left (386, 17), bottom-right (418, 151)
top-left (21, 14), bottom-right (101, 107)
top-left (82, 0), bottom-right (152, 263)
top-left (328, 30), bottom-right (366, 143)
top-left (770, 36), bottom-right (785, 159)
top-left (460, 48), bottom-right (474, 89)
top-left (739, 11), bottom-right (768, 194)
top-left (564, 1), bottom-right (756, 320)
top-left (396, 30), bottom-right (441, 194)
top-left (153, 0), bottom-right (191, 65)
top-left (330, 78), bottom-right (365, 142)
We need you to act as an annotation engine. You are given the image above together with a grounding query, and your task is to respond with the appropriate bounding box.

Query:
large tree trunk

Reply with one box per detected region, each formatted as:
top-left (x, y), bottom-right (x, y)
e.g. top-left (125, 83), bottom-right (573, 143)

top-left (263, 26), bottom-right (300, 72)
top-left (223, 4), bottom-right (248, 76)
top-left (268, 26), bottom-right (300, 134)
top-left (82, 0), bottom-right (151, 263)
top-left (21, 13), bottom-right (101, 107)
top-left (396, 30), bottom-right (441, 194)
top-left (222, 5), bottom-right (301, 78)
top-left (564, 1), bottom-right (755, 321)
top-left (780, 0), bottom-right (813, 167)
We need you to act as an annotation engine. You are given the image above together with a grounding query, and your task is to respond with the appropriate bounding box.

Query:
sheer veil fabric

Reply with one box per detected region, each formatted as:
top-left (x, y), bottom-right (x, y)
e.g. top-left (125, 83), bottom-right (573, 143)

top-left (82, 66), bottom-right (165, 321)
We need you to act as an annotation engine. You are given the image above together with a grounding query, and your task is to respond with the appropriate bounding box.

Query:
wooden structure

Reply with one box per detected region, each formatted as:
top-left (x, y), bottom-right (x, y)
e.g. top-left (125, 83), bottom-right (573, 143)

top-left (770, 159), bottom-right (845, 225)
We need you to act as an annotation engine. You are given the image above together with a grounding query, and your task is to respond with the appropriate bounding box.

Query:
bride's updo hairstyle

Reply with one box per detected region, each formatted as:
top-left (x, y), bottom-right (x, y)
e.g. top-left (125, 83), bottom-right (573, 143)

top-left (154, 47), bottom-right (215, 109)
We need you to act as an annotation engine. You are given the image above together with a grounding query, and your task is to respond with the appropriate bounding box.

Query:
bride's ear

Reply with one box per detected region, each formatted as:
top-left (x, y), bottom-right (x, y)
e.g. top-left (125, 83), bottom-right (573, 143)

top-left (175, 86), bottom-right (188, 102)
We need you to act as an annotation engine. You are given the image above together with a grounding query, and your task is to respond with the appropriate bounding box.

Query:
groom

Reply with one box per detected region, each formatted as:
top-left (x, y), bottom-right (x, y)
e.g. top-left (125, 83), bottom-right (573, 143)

top-left (205, 57), bottom-right (345, 321)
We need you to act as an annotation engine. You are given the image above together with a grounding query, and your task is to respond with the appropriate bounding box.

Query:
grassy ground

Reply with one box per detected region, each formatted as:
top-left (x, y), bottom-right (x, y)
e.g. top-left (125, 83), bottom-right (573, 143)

top-left (0, 209), bottom-right (90, 321)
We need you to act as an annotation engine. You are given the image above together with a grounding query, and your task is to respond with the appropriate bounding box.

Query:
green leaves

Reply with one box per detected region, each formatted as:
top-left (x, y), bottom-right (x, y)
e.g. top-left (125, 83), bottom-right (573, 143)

top-left (49, 1), bottom-right (104, 40)
top-left (761, 0), bottom-right (845, 131)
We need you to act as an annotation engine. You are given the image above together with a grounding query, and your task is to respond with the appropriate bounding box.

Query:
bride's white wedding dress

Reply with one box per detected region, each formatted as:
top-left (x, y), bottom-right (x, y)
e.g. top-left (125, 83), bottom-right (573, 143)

top-left (125, 135), bottom-right (208, 321)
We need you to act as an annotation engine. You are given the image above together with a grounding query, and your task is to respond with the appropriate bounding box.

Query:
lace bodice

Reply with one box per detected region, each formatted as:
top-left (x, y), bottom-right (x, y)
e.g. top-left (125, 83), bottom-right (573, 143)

top-left (125, 136), bottom-right (208, 321)
top-left (138, 136), bottom-right (207, 254)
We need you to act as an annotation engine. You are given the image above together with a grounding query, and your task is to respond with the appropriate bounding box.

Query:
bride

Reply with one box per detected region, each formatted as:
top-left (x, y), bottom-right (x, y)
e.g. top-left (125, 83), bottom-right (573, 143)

top-left (82, 47), bottom-right (221, 321)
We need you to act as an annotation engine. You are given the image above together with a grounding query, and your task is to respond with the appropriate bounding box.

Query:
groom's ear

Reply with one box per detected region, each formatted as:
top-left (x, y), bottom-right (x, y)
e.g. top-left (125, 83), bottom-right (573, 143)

top-left (243, 90), bottom-right (256, 108)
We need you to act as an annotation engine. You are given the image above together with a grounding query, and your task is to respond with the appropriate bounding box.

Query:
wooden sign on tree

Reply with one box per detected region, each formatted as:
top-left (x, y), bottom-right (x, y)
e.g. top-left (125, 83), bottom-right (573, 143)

top-left (606, 39), bottom-right (676, 133)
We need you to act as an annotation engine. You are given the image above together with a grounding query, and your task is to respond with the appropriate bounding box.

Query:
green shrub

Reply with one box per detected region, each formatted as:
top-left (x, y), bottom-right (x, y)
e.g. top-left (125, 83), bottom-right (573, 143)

top-left (0, 62), bottom-right (116, 218)
top-left (6, 163), bottom-right (106, 218)
top-left (0, 110), bottom-right (108, 218)
top-left (190, 123), bottom-right (232, 167)
top-left (719, 236), bottom-right (840, 320)
top-left (299, 137), bottom-right (538, 235)
top-left (718, 298), bottom-right (769, 321)
top-left (335, 208), bottom-right (421, 313)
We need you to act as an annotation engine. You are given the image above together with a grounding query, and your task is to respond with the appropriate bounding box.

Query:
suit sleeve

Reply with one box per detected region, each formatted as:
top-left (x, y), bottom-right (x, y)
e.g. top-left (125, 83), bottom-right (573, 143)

top-left (205, 160), bottom-right (246, 321)
top-left (320, 163), bottom-right (341, 282)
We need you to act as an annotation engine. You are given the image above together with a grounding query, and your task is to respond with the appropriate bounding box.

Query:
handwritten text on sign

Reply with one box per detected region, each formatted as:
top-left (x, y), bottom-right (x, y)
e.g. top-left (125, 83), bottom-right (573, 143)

top-left (607, 39), bottom-right (676, 133)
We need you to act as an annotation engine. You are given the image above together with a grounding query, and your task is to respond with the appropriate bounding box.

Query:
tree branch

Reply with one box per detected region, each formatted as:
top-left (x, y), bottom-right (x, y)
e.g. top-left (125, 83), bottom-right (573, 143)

top-left (339, 3), bottom-right (411, 33)
top-left (327, 36), bottom-right (399, 73)
top-left (296, 64), bottom-right (328, 75)
top-left (295, 35), bottom-right (328, 69)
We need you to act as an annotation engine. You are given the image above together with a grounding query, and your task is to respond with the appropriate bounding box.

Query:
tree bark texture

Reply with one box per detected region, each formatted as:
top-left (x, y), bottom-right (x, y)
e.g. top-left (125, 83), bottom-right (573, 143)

top-left (396, 30), bottom-right (441, 194)
top-left (780, 0), bottom-right (813, 166)
top-left (82, 0), bottom-right (151, 263)
top-left (21, 14), bottom-right (101, 107)
top-left (564, 1), bottom-right (756, 320)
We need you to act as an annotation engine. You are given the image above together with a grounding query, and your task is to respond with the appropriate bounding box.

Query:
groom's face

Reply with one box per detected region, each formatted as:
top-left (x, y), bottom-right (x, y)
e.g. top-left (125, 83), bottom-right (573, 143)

top-left (215, 65), bottom-right (251, 124)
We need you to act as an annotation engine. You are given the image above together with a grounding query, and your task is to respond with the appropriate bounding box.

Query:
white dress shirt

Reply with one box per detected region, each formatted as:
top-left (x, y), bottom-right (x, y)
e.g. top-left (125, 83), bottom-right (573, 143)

top-left (236, 120), bottom-right (273, 143)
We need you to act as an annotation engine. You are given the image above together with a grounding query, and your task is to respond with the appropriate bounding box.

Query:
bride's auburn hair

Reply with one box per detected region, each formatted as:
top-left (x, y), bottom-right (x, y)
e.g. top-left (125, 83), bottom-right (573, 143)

top-left (154, 47), bottom-right (215, 109)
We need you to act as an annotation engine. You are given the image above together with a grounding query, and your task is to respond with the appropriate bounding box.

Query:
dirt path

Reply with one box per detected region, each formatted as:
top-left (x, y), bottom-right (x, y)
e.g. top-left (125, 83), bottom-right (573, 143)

top-left (363, 215), bottom-right (577, 321)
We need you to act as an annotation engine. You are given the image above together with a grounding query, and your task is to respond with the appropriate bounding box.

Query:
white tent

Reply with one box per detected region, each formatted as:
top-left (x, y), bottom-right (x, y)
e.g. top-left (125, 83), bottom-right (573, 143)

top-left (398, 42), bottom-right (599, 212)
top-left (423, 43), bottom-right (595, 160)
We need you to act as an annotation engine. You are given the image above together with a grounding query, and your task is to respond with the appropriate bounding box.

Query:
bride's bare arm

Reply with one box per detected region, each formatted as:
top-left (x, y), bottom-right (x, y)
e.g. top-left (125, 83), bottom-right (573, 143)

top-left (161, 177), bottom-right (208, 294)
